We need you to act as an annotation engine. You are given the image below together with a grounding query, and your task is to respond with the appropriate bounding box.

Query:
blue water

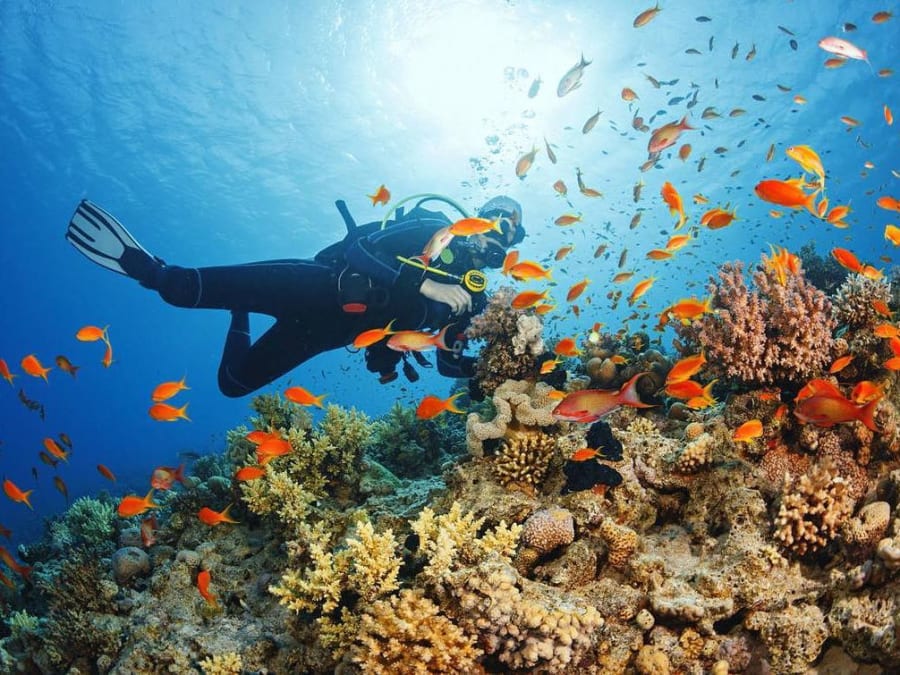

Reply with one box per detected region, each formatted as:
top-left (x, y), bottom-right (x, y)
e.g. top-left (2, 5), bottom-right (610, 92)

top-left (0, 0), bottom-right (897, 545)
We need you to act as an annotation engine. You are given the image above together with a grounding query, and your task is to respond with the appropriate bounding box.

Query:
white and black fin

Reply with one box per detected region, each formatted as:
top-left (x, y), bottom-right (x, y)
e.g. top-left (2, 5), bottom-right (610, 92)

top-left (66, 199), bottom-right (152, 277)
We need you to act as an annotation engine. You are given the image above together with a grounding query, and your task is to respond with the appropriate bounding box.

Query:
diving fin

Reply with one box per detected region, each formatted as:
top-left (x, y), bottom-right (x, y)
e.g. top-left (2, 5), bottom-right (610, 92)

top-left (66, 199), bottom-right (163, 285)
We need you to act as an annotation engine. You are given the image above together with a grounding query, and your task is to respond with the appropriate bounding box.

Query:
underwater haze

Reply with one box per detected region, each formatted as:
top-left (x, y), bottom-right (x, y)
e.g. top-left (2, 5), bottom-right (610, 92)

top-left (0, 1), bottom-right (899, 668)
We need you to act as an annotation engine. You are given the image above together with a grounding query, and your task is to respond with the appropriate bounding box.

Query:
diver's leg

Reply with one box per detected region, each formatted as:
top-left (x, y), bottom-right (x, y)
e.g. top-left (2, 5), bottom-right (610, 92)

top-left (217, 314), bottom-right (352, 397)
top-left (156, 260), bottom-right (336, 317)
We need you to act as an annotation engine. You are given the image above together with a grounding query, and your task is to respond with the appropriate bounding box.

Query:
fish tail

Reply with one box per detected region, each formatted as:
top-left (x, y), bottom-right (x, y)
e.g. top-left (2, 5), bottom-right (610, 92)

top-left (144, 489), bottom-right (159, 510)
top-left (446, 391), bottom-right (466, 414)
top-left (679, 115), bottom-right (694, 130)
top-left (433, 325), bottom-right (452, 351)
top-left (179, 403), bottom-right (191, 421)
top-left (314, 393), bottom-right (328, 408)
top-left (857, 398), bottom-right (880, 432)
top-left (23, 491), bottom-right (34, 510)
top-left (618, 372), bottom-right (654, 408)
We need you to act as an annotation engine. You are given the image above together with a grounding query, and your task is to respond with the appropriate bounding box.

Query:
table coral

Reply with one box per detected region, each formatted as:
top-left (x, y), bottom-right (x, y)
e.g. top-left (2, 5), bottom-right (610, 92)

top-left (677, 255), bottom-right (835, 387)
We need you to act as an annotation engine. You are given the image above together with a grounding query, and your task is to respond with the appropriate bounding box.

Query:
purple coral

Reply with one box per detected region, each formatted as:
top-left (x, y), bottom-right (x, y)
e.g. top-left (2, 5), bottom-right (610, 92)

top-left (677, 255), bottom-right (835, 387)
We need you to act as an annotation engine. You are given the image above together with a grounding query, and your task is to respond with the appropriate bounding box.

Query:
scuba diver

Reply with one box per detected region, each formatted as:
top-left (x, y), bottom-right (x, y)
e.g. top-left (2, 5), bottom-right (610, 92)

top-left (65, 194), bottom-right (525, 397)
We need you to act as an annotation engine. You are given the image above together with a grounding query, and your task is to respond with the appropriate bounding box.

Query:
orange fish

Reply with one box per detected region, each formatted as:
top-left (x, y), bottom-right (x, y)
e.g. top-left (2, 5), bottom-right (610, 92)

top-left (283, 386), bottom-right (327, 407)
top-left (368, 184), bottom-right (390, 206)
top-left (20, 354), bottom-right (51, 382)
top-left (884, 225), bottom-right (900, 245)
top-left (794, 394), bottom-right (879, 431)
top-left (0, 359), bottom-right (16, 386)
top-left (501, 250), bottom-right (520, 275)
top-left (840, 115), bottom-right (860, 127)
top-left (570, 448), bottom-right (599, 462)
top-left (628, 277), bottom-right (656, 305)
top-left (101, 341), bottom-right (114, 368)
top-left (621, 87), bottom-right (639, 101)
top-left (876, 196), bottom-right (900, 213)
top-left (553, 337), bottom-right (582, 358)
top-left (860, 264), bottom-right (884, 281)
top-left (871, 300), bottom-right (892, 317)
top-left (234, 466), bottom-right (266, 481)
top-left (534, 303), bottom-right (555, 315)
top-left (151, 464), bottom-right (187, 490)
top-left (416, 392), bottom-right (465, 420)
top-left (566, 278), bottom-right (590, 302)
top-left (666, 352), bottom-right (706, 383)
top-left (665, 234), bottom-right (691, 251)
top-left (754, 179), bottom-right (817, 212)
top-left (511, 289), bottom-right (550, 310)
top-left (245, 430), bottom-right (278, 445)
top-left (152, 376), bottom-right (190, 402)
top-left (53, 476), bottom-right (69, 503)
top-left (198, 505), bottom-right (239, 526)
top-left (55, 355), bottom-right (79, 378)
top-left (448, 216), bottom-right (502, 237)
top-left (97, 464), bottom-right (117, 482)
top-left (633, 2), bottom-right (661, 27)
top-left (612, 271), bottom-right (634, 283)
top-left (884, 356), bottom-right (900, 370)
top-left (508, 260), bottom-right (553, 281)
top-left (648, 115), bottom-right (694, 154)
top-left (554, 213), bottom-right (583, 226)
top-left (0, 546), bottom-right (31, 580)
top-left (552, 372), bottom-right (653, 423)
top-left (353, 320), bottom-right (398, 350)
top-left (669, 297), bottom-right (712, 321)
top-left (793, 94), bottom-right (808, 105)
top-left (678, 144), bottom-right (692, 161)
top-left (117, 489), bottom-right (159, 518)
top-left (646, 249), bottom-right (674, 260)
top-left (256, 438), bottom-right (293, 465)
top-left (554, 245), bottom-right (574, 261)
top-left (700, 207), bottom-right (738, 230)
top-left (3, 479), bottom-right (33, 510)
top-left (386, 326), bottom-right (451, 352)
top-left (885, 104), bottom-right (894, 126)
top-left (43, 437), bottom-right (69, 463)
top-left (76, 325), bottom-right (108, 342)
top-left (552, 180), bottom-right (568, 196)
top-left (540, 357), bottom-right (562, 374)
top-left (661, 182), bottom-right (687, 229)
top-left (831, 247), bottom-right (863, 273)
top-left (692, 193), bottom-right (710, 204)
top-left (515, 146), bottom-right (539, 179)
top-left (829, 354), bottom-right (854, 373)
top-left (851, 381), bottom-right (883, 404)
top-left (664, 379), bottom-right (707, 400)
top-left (872, 10), bottom-right (893, 23)
top-left (197, 569), bottom-right (218, 607)
top-left (874, 323), bottom-right (900, 338)
top-left (149, 402), bottom-right (190, 422)
top-left (824, 56), bottom-right (847, 68)
top-left (732, 419), bottom-right (763, 443)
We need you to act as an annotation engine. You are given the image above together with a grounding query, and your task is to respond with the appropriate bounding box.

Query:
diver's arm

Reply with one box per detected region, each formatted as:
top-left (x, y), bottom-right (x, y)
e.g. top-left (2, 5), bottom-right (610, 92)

top-left (345, 222), bottom-right (432, 289)
top-left (419, 279), bottom-right (471, 315)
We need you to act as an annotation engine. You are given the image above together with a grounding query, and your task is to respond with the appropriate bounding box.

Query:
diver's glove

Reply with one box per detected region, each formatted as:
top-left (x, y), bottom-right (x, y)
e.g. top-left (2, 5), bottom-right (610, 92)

top-left (419, 278), bottom-right (472, 316)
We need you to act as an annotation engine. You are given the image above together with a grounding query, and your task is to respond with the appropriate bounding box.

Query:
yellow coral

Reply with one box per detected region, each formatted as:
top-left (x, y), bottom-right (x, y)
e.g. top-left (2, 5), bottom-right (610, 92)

top-left (349, 589), bottom-right (482, 674)
top-left (673, 432), bottom-right (714, 474)
top-left (198, 651), bottom-right (242, 675)
top-left (599, 518), bottom-right (639, 568)
top-left (493, 428), bottom-right (558, 495)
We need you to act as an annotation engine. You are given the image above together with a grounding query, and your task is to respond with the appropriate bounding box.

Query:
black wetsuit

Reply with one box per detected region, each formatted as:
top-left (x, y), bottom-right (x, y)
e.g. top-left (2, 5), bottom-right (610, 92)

top-left (151, 205), bottom-right (484, 397)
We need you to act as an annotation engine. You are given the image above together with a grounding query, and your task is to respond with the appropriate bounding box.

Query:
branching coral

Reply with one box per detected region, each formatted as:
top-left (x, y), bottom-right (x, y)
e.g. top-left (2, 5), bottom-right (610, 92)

top-left (676, 255), bottom-right (835, 387)
top-left (49, 496), bottom-right (116, 550)
top-left (466, 286), bottom-right (545, 395)
top-left (773, 460), bottom-right (856, 557)
top-left (199, 651), bottom-right (243, 675)
top-left (349, 589), bottom-right (482, 674)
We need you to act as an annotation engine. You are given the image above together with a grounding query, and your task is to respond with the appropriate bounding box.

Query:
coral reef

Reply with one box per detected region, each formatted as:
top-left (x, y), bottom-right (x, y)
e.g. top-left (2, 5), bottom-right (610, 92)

top-left (677, 254), bottom-right (836, 387)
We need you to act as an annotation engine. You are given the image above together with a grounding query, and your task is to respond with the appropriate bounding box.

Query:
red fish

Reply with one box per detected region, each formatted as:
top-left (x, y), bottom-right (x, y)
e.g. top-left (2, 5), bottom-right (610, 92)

top-left (151, 464), bottom-right (188, 490)
top-left (570, 448), bottom-right (599, 461)
top-left (754, 179), bottom-right (817, 212)
top-left (198, 505), bottom-right (238, 526)
top-left (0, 358), bottom-right (15, 386)
top-left (793, 394), bottom-right (879, 431)
top-left (117, 489), bottom-right (159, 518)
top-left (283, 386), bottom-right (327, 407)
top-left (234, 466), bottom-right (266, 481)
top-left (3, 479), bottom-right (33, 510)
top-left (552, 372), bottom-right (654, 422)
top-left (415, 392), bottom-right (465, 420)
top-left (197, 569), bottom-right (218, 607)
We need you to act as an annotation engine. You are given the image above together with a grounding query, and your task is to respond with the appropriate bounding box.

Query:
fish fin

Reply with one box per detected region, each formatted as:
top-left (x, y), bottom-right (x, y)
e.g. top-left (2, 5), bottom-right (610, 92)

top-left (858, 398), bottom-right (881, 432)
top-left (618, 372), bottom-right (655, 408)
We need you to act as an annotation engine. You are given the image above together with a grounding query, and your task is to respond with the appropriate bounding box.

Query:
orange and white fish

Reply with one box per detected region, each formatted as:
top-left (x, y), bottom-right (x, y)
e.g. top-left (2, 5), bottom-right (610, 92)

top-left (117, 489), bottom-right (159, 518)
top-left (20, 354), bottom-right (51, 382)
top-left (353, 319), bottom-right (397, 349)
top-left (648, 115), bottom-right (694, 154)
top-left (151, 464), bottom-right (188, 490)
top-left (732, 419), bottom-right (763, 443)
top-left (197, 569), bottom-right (218, 607)
top-left (368, 184), bottom-right (391, 206)
top-left (0, 359), bottom-right (16, 386)
top-left (284, 386), bottom-right (327, 407)
top-left (3, 479), bottom-right (33, 510)
top-left (817, 36), bottom-right (868, 61)
top-left (198, 505), bottom-right (239, 526)
top-left (557, 53), bottom-right (591, 97)
top-left (416, 392), bottom-right (465, 420)
top-left (552, 372), bottom-right (653, 423)
top-left (416, 226), bottom-right (455, 266)
top-left (386, 325), bottom-right (451, 352)
top-left (149, 402), bottom-right (190, 422)
top-left (152, 376), bottom-right (190, 402)
top-left (553, 180), bottom-right (568, 196)
top-left (661, 182), bottom-right (687, 229)
top-left (76, 325), bottom-right (108, 342)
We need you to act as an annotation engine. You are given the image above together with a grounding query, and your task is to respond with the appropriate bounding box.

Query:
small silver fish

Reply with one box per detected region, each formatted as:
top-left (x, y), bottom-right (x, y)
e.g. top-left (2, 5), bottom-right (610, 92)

top-left (582, 109), bottom-right (602, 134)
top-left (528, 76), bottom-right (542, 98)
top-left (557, 53), bottom-right (591, 97)
top-left (544, 137), bottom-right (557, 164)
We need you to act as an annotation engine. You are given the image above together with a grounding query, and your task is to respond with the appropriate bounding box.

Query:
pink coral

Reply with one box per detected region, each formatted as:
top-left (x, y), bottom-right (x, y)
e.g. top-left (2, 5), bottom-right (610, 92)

top-left (677, 255), bottom-right (835, 387)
